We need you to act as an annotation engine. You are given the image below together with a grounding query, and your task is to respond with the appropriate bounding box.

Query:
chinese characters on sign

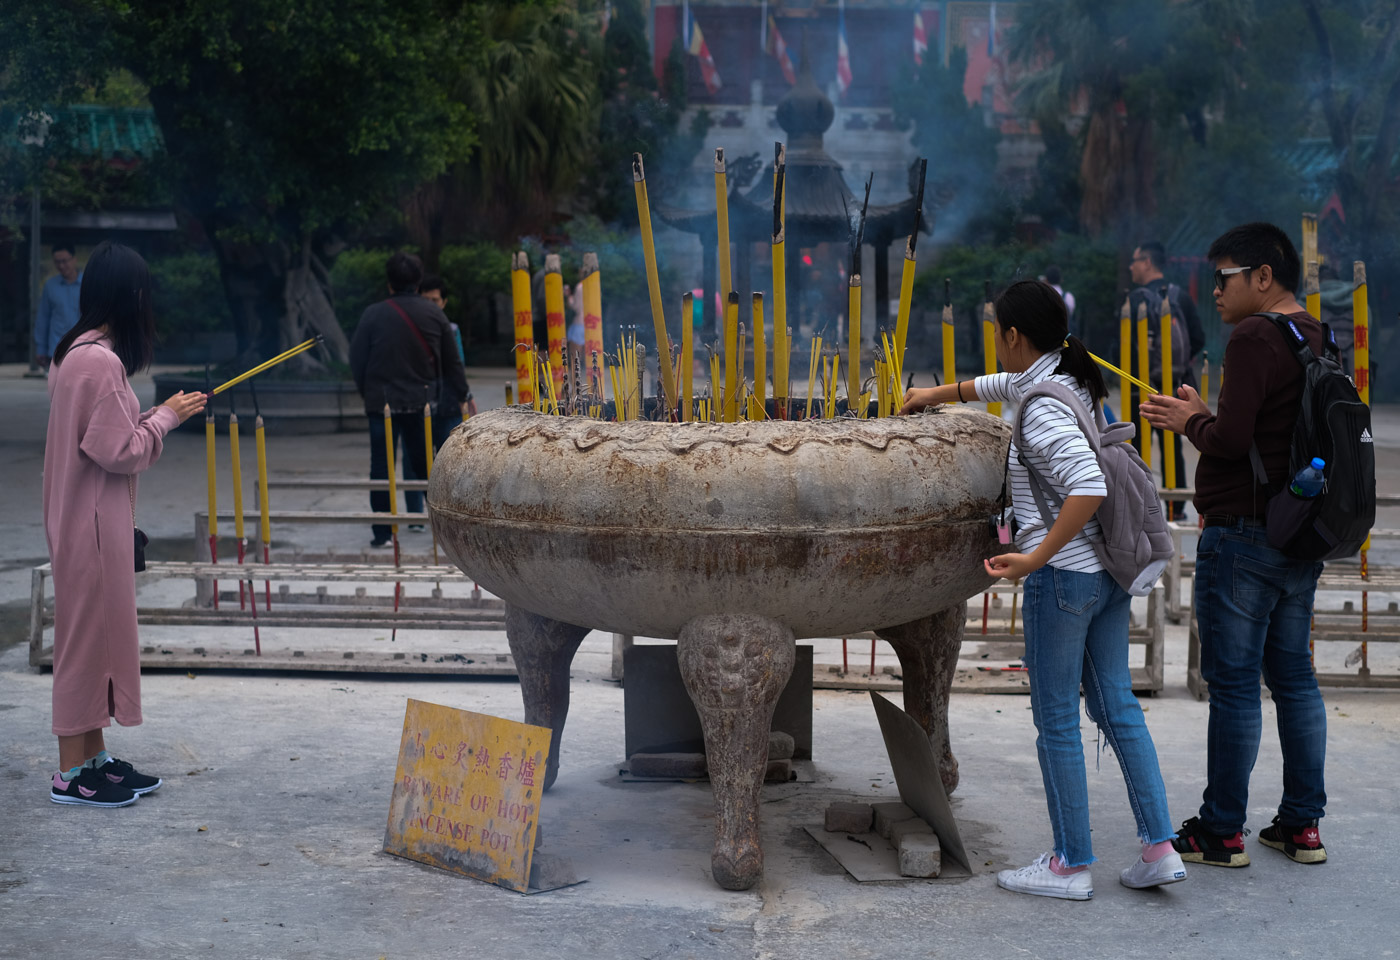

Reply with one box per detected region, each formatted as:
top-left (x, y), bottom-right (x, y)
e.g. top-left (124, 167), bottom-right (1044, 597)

top-left (384, 699), bottom-right (552, 892)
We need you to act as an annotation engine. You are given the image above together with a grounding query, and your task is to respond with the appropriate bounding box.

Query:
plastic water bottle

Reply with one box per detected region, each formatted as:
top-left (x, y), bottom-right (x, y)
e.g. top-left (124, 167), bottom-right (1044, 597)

top-left (1289, 457), bottom-right (1326, 498)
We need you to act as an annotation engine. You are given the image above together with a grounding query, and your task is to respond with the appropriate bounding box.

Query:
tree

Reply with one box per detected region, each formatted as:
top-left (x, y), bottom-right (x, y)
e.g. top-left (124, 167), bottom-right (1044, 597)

top-left (890, 45), bottom-right (1001, 240)
top-left (1007, 0), bottom-right (1254, 246)
top-left (407, 0), bottom-right (600, 262)
top-left (0, 0), bottom-right (478, 368)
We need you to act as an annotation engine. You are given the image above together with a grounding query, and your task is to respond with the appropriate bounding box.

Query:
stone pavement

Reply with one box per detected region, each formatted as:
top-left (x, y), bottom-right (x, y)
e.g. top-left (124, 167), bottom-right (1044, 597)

top-left (2, 364), bottom-right (1398, 960)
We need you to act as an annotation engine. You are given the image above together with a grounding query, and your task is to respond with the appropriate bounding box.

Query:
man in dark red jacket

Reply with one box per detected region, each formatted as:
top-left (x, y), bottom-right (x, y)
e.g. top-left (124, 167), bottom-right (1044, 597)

top-left (350, 251), bottom-right (471, 546)
top-left (1142, 223), bottom-right (1328, 869)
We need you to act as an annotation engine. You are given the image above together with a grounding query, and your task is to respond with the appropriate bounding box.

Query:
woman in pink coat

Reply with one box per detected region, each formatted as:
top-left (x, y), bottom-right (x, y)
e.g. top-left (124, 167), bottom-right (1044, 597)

top-left (43, 242), bottom-right (206, 808)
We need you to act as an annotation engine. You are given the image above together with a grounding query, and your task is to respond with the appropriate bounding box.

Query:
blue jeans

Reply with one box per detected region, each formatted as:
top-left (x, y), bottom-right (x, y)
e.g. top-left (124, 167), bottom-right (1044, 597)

top-left (1022, 566), bottom-right (1176, 866)
top-left (367, 414), bottom-right (428, 542)
top-left (1194, 521), bottom-right (1327, 832)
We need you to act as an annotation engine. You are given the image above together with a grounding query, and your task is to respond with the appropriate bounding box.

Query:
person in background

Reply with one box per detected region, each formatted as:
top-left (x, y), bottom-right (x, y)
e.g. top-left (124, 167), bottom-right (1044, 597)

top-left (1142, 222), bottom-right (1329, 869)
top-left (35, 242), bottom-right (83, 370)
top-left (419, 275), bottom-right (474, 451)
top-left (1130, 242), bottom-right (1201, 518)
top-left (902, 281), bottom-right (1184, 901)
top-left (44, 241), bottom-right (207, 807)
top-left (350, 252), bottom-right (470, 546)
top-left (1044, 266), bottom-right (1077, 338)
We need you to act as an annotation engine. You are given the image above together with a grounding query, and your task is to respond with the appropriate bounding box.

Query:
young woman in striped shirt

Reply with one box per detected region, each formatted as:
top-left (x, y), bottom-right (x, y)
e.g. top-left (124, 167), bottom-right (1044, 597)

top-left (902, 280), bottom-right (1184, 900)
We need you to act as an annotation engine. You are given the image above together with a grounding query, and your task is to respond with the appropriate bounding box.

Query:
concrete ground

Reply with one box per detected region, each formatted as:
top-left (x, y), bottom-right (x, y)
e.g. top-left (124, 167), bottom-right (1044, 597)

top-left (2, 364), bottom-right (1399, 960)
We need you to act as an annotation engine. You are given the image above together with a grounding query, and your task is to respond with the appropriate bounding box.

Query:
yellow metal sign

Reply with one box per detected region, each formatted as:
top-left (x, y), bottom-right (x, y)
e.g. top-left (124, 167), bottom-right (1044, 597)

top-left (383, 699), bottom-right (551, 892)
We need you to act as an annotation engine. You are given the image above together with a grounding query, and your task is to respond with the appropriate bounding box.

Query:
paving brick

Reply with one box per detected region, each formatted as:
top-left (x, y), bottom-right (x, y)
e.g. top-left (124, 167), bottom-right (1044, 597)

top-left (871, 801), bottom-right (916, 838)
top-left (898, 833), bottom-right (942, 878)
top-left (889, 816), bottom-right (934, 847)
top-left (528, 852), bottom-right (579, 890)
top-left (627, 752), bottom-right (707, 779)
top-left (768, 730), bottom-right (796, 760)
top-left (824, 800), bottom-right (873, 833)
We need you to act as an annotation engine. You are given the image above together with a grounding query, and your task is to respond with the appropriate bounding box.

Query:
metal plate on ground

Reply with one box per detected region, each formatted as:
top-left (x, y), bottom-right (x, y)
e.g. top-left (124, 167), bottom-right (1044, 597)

top-left (802, 827), bottom-right (971, 883)
top-left (869, 692), bottom-right (972, 877)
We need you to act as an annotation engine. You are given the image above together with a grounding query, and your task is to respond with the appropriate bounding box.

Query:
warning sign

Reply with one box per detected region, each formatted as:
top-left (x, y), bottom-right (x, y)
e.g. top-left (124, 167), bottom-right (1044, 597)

top-left (383, 699), bottom-right (551, 892)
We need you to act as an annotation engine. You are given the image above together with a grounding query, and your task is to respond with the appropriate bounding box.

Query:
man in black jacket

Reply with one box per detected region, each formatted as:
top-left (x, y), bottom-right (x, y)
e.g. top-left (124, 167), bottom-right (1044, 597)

top-left (350, 251), bottom-right (471, 547)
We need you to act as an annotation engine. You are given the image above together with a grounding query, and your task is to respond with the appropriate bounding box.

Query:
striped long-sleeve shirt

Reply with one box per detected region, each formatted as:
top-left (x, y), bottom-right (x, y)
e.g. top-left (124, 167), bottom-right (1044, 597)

top-left (975, 350), bottom-right (1107, 573)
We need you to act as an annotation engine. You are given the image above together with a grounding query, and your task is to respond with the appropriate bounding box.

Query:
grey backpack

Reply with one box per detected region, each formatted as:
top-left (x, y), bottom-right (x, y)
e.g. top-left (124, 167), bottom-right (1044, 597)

top-left (1012, 381), bottom-right (1172, 596)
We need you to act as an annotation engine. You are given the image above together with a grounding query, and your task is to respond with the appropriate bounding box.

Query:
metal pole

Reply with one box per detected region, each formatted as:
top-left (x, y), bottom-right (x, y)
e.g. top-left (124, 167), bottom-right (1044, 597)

top-left (27, 187), bottom-right (41, 374)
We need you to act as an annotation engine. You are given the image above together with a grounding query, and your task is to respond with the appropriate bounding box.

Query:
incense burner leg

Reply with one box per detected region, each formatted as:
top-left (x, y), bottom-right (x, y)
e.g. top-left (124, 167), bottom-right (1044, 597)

top-left (875, 603), bottom-right (966, 796)
top-left (677, 613), bottom-right (795, 891)
top-left (504, 604), bottom-right (589, 792)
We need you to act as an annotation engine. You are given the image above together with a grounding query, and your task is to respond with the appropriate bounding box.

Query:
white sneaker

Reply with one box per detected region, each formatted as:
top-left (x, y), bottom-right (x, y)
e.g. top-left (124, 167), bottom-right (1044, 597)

top-left (1120, 849), bottom-right (1188, 889)
top-left (997, 852), bottom-right (1094, 900)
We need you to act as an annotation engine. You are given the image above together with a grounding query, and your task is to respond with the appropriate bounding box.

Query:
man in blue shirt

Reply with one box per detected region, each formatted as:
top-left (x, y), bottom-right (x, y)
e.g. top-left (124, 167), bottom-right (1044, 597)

top-left (35, 243), bottom-right (83, 369)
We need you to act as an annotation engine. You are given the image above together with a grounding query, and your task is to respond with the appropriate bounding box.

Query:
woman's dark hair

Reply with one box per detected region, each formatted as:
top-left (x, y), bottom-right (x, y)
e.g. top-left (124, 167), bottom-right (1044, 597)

top-left (386, 251), bottom-right (423, 293)
top-left (993, 279), bottom-right (1107, 402)
top-left (52, 241), bottom-right (155, 377)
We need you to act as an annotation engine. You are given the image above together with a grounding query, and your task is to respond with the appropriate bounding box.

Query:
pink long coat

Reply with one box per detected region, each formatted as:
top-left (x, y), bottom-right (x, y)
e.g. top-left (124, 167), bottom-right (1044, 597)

top-left (43, 331), bottom-right (179, 736)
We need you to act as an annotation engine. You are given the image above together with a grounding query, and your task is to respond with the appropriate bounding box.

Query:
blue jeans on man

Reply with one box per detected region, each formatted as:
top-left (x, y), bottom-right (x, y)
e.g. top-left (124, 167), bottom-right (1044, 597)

top-left (1022, 566), bottom-right (1176, 866)
top-left (1193, 520), bottom-right (1327, 832)
top-left (367, 413), bottom-right (428, 543)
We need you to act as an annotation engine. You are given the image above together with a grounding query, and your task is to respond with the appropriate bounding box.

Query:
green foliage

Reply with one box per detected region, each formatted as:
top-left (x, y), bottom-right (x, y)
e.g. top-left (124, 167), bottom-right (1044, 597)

top-left (590, 5), bottom-right (709, 223)
top-left (913, 234), bottom-right (1120, 369)
top-left (328, 247), bottom-right (399, 339)
top-left (149, 250), bottom-right (232, 342)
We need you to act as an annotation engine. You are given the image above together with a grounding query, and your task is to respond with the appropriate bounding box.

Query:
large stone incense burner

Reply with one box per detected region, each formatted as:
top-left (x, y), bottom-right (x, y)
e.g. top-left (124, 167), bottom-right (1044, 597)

top-left (429, 404), bottom-right (1010, 889)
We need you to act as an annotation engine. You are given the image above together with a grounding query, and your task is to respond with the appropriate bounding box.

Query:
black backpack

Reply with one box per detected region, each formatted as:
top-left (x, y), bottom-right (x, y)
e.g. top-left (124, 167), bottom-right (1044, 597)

top-left (1250, 312), bottom-right (1375, 562)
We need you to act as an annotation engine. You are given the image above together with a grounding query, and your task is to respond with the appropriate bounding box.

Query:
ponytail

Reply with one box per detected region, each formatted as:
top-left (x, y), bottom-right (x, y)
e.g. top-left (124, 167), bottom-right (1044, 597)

top-left (994, 279), bottom-right (1107, 403)
top-left (1055, 335), bottom-right (1107, 403)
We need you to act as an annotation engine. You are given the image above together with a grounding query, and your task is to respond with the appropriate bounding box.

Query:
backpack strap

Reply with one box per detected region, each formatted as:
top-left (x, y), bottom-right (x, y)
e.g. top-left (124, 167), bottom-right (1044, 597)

top-left (1011, 381), bottom-right (1102, 534)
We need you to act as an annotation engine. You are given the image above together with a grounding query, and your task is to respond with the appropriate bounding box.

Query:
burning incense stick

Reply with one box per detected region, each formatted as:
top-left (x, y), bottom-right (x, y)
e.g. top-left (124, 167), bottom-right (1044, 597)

top-left (544, 254), bottom-right (567, 400)
top-left (210, 337), bottom-right (322, 395)
top-left (942, 278), bottom-right (955, 400)
top-left (511, 252), bottom-right (534, 405)
top-left (772, 143), bottom-right (789, 408)
top-left (894, 159), bottom-right (926, 377)
top-left (715, 149), bottom-right (733, 309)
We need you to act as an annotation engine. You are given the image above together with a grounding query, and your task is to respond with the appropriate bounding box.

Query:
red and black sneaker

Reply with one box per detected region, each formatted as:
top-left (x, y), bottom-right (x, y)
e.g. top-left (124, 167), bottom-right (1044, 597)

top-left (1258, 816), bottom-right (1327, 864)
top-left (1171, 816), bottom-right (1250, 867)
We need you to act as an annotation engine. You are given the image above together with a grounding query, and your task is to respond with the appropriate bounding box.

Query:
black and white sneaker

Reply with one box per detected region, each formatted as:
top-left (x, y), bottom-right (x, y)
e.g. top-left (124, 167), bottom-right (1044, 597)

top-left (98, 757), bottom-right (162, 796)
top-left (50, 767), bottom-right (137, 808)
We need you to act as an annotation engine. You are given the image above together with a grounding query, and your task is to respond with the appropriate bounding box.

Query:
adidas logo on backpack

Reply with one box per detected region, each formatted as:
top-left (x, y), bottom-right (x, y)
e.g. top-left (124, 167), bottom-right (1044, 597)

top-left (1012, 382), bottom-right (1173, 596)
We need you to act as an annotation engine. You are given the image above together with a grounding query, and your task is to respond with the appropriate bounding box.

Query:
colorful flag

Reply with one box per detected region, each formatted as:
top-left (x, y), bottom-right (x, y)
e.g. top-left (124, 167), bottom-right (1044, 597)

top-left (683, 2), bottom-right (723, 95)
top-left (913, 10), bottom-right (927, 67)
top-left (836, 0), bottom-right (853, 97)
top-left (767, 15), bottom-right (797, 85)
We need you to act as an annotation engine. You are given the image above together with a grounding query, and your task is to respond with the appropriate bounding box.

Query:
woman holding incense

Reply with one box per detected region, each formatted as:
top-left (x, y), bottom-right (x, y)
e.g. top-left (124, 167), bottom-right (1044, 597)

top-left (900, 280), bottom-right (1184, 900)
top-left (43, 241), bottom-right (206, 808)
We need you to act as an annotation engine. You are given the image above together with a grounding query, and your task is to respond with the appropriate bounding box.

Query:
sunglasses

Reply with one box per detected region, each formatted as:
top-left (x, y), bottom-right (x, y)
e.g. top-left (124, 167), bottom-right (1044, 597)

top-left (1214, 266), bottom-right (1253, 291)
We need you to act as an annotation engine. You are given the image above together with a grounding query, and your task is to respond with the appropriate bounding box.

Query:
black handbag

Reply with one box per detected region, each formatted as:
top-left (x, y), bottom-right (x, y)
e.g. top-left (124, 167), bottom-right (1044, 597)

top-left (129, 475), bottom-right (148, 573)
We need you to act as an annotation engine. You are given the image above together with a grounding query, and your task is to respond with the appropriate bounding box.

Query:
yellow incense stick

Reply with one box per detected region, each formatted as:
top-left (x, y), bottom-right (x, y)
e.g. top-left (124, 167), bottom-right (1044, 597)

top-left (715, 149), bottom-right (733, 310)
top-left (982, 289), bottom-right (1000, 417)
top-left (1136, 301), bottom-right (1151, 465)
top-left (210, 338), bottom-right (320, 395)
top-left (805, 335), bottom-right (821, 419)
top-left (511, 252), bottom-right (534, 405)
top-left (1161, 289), bottom-right (1177, 489)
top-left (544, 254), bottom-right (567, 400)
top-left (681, 293), bottom-right (694, 422)
top-left (847, 275), bottom-right (862, 405)
top-left (382, 405), bottom-right (399, 536)
top-left (631, 154), bottom-right (676, 405)
top-left (581, 253), bottom-right (604, 395)
top-left (1119, 294), bottom-right (1132, 422)
top-left (1087, 350), bottom-right (1157, 394)
top-left (254, 415), bottom-right (270, 549)
top-left (772, 143), bottom-right (789, 406)
top-left (752, 293), bottom-right (767, 406)
top-left (204, 412), bottom-right (219, 547)
top-left (229, 412), bottom-right (245, 542)
top-left (723, 293), bottom-right (739, 422)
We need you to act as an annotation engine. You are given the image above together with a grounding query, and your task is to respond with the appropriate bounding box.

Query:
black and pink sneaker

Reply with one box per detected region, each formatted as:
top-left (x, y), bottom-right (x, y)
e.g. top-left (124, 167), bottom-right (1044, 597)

top-left (50, 767), bottom-right (137, 808)
top-left (98, 757), bottom-right (162, 796)
top-left (1258, 816), bottom-right (1327, 864)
